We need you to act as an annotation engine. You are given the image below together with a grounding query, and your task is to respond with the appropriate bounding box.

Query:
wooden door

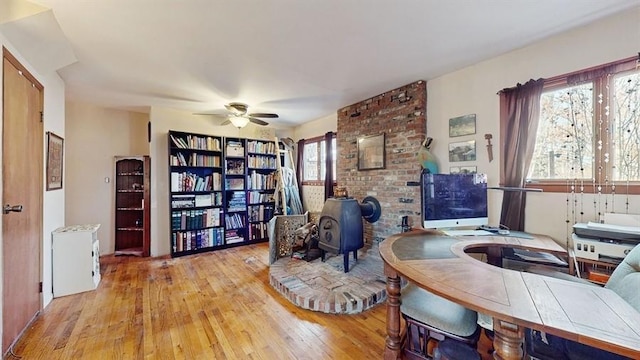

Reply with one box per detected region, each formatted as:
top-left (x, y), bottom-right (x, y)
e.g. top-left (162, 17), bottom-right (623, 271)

top-left (2, 49), bottom-right (44, 352)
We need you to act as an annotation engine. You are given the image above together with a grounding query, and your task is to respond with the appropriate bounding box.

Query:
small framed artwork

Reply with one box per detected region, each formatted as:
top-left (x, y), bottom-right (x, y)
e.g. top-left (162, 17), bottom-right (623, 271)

top-left (449, 140), bottom-right (476, 162)
top-left (449, 114), bottom-right (476, 137)
top-left (358, 133), bottom-right (385, 170)
top-left (46, 131), bottom-right (64, 191)
top-left (450, 166), bottom-right (477, 174)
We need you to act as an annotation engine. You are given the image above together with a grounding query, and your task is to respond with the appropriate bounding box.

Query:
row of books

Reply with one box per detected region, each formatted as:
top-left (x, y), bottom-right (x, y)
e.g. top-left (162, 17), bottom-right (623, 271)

top-left (247, 140), bottom-right (276, 155)
top-left (248, 204), bottom-right (275, 222)
top-left (170, 172), bottom-right (222, 192)
top-left (170, 152), bottom-right (221, 167)
top-left (171, 208), bottom-right (221, 230)
top-left (171, 193), bottom-right (222, 208)
top-left (248, 222), bottom-right (269, 241)
top-left (226, 191), bottom-right (246, 211)
top-left (248, 171), bottom-right (276, 190)
top-left (248, 155), bottom-right (277, 169)
top-left (225, 229), bottom-right (245, 244)
top-left (170, 134), bottom-right (221, 151)
top-left (225, 213), bottom-right (246, 230)
top-left (248, 191), bottom-right (274, 204)
top-left (173, 227), bottom-right (225, 253)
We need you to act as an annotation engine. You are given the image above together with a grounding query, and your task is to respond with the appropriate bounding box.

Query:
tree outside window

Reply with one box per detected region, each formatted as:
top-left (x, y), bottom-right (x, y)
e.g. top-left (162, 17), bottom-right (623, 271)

top-left (302, 136), bottom-right (337, 184)
top-left (527, 58), bottom-right (639, 193)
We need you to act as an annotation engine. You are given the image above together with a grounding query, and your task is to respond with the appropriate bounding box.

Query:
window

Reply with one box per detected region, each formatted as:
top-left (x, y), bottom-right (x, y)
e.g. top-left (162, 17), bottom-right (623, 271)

top-left (302, 135), bottom-right (337, 184)
top-left (527, 57), bottom-right (639, 193)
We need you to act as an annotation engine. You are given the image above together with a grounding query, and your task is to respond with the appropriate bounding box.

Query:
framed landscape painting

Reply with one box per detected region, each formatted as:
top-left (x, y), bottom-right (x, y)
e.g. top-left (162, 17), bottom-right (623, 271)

top-left (449, 114), bottom-right (476, 137)
top-left (448, 140), bottom-right (476, 162)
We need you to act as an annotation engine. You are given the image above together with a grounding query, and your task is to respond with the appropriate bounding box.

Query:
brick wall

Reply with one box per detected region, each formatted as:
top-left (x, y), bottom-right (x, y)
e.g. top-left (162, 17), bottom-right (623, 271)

top-left (337, 80), bottom-right (426, 242)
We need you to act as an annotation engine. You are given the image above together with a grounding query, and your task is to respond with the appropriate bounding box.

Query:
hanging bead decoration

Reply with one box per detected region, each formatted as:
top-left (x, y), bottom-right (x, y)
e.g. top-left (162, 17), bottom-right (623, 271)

top-left (596, 90), bottom-right (604, 220)
top-left (565, 178), bottom-right (572, 249)
top-left (603, 76), bottom-right (612, 214)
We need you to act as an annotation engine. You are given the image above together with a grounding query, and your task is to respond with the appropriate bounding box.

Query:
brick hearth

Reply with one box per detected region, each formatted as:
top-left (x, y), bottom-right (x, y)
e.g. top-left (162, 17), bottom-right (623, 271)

top-left (269, 243), bottom-right (387, 314)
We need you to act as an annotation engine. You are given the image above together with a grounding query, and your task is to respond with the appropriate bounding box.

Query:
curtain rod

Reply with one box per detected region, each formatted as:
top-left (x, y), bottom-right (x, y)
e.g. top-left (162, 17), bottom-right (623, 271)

top-left (497, 53), bottom-right (639, 95)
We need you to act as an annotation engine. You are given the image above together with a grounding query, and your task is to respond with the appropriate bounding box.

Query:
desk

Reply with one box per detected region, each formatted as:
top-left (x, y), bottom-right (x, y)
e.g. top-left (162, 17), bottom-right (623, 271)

top-left (379, 229), bottom-right (640, 360)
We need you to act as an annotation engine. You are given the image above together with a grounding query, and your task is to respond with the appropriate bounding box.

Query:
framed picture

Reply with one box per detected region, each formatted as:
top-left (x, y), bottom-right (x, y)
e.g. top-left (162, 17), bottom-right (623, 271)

top-left (450, 166), bottom-right (477, 174)
top-left (449, 114), bottom-right (476, 137)
top-left (449, 140), bottom-right (476, 162)
top-left (358, 133), bottom-right (385, 170)
top-left (46, 132), bottom-right (64, 191)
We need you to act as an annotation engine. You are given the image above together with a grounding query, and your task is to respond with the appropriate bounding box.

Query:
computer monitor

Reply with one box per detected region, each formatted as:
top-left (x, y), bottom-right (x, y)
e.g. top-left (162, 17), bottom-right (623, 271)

top-left (421, 172), bottom-right (488, 229)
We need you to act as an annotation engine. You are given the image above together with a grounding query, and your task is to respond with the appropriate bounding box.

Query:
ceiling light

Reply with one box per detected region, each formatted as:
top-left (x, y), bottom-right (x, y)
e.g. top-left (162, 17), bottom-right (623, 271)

top-left (229, 116), bottom-right (250, 128)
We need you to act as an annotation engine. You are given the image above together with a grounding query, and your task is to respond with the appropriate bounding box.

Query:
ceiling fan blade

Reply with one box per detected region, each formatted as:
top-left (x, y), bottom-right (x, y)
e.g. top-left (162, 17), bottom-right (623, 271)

top-left (193, 112), bottom-right (227, 117)
top-left (225, 102), bottom-right (248, 115)
top-left (220, 119), bottom-right (231, 126)
top-left (249, 117), bottom-right (269, 126)
top-left (248, 112), bottom-right (279, 118)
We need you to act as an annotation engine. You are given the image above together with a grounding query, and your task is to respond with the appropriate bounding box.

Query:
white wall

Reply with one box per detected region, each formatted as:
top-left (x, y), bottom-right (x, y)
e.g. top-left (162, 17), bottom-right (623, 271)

top-left (0, 35), bottom-right (66, 310)
top-left (426, 8), bottom-right (640, 244)
top-left (65, 102), bottom-right (149, 255)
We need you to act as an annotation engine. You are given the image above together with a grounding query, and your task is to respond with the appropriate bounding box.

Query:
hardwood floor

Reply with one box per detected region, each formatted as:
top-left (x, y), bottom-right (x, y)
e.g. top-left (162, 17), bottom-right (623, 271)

top-left (11, 242), bottom-right (494, 359)
top-left (11, 243), bottom-right (387, 359)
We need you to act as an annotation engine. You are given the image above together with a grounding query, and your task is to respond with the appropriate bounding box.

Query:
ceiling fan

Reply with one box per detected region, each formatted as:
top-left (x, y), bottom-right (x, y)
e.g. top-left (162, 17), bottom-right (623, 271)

top-left (215, 102), bottom-right (279, 128)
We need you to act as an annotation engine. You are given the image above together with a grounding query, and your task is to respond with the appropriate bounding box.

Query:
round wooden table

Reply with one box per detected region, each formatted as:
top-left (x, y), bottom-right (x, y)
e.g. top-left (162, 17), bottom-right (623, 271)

top-left (379, 229), bottom-right (640, 360)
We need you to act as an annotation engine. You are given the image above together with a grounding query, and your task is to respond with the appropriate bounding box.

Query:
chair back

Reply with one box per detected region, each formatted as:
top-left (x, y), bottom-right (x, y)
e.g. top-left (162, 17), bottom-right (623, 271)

top-left (605, 244), bottom-right (640, 312)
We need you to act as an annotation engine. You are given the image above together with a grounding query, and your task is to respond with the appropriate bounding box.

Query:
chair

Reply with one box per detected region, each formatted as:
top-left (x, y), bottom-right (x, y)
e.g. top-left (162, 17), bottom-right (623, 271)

top-left (401, 283), bottom-right (481, 359)
top-left (525, 244), bottom-right (640, 360)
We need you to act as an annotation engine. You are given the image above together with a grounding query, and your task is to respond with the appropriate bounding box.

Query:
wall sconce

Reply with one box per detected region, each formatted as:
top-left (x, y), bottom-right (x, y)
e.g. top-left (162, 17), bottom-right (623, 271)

top-left (229, 116), bottom-right (250, 128)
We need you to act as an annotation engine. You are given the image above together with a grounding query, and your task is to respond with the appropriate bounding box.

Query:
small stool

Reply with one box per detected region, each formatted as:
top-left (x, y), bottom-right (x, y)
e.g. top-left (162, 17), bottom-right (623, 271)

top-left (434, 339), bottom-right (481, 360)
top-left (401, 283), bottom-right (480, 359)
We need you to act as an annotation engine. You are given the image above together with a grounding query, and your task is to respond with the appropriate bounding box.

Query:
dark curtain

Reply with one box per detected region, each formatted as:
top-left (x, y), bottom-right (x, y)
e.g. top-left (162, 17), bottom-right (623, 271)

top-left (499, 79), bottom-right (544, 231)
top-left (324, 132), bottom-right (335, 200)
top-left (296, 139), bottom-right (305, 203)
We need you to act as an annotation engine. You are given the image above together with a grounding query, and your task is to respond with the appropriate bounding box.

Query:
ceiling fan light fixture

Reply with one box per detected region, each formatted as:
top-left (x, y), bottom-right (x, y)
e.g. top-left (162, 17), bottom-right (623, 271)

top-left (229, 116), bottom-right (250, 128)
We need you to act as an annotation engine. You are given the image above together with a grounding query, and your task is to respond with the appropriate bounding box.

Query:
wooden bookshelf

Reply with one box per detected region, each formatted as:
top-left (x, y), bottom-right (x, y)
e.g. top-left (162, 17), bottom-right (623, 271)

top-left (114, 156), bottom-right (150, 257)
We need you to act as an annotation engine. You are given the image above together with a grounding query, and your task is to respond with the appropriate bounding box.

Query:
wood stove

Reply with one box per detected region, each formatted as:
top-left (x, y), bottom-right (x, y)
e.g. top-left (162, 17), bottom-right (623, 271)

top-left (318, 196), bottom-right (381, 272)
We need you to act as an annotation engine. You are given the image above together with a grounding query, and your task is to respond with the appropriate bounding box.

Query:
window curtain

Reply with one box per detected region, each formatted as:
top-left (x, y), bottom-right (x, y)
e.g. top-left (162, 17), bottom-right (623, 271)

top-left (324, 132), bottom-right (335, 200)
top-left (499, 78), bottom-right (544, 231)
top-left (296, 139), bottom-right (305, 203)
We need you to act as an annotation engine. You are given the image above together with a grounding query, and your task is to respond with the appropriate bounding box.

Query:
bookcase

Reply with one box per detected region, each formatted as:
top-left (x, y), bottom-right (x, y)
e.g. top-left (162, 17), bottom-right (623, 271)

top-left (115, 156), bottom-right (150, 256)
top-left (168, 130), bottom-right (277, 257)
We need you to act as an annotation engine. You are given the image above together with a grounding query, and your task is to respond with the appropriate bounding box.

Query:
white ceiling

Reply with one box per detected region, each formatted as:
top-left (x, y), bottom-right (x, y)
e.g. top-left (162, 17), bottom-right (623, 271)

top-left (11, 0), bottom-right (640, 126)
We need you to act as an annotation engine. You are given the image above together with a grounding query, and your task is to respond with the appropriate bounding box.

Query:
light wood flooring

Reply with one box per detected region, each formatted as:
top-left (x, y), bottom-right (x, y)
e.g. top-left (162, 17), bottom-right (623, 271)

top-left (10, 243), bottom-right (388, 359)
top-left (10, 242), bottom-right (494, 359)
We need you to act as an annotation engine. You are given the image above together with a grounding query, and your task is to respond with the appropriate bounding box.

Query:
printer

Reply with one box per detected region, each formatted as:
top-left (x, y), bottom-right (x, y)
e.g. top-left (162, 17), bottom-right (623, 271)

top-left (572, 214), bottom-right (640, 263)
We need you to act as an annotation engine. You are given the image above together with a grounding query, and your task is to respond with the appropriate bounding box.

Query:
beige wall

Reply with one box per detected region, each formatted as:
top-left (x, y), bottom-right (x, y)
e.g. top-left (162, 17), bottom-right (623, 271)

top-left (65, 102), bottom-right (149, 255)
top-left (293, 113), bottom-right (337, 141)
top-left (426, 8), bottom-right (640, 245)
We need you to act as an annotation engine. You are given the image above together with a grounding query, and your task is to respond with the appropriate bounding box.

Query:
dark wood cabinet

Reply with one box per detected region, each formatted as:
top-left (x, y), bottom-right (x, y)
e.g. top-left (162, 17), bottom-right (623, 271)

top-left (114, 156), bottom-right (150, 256)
